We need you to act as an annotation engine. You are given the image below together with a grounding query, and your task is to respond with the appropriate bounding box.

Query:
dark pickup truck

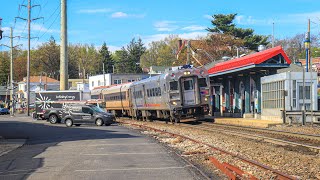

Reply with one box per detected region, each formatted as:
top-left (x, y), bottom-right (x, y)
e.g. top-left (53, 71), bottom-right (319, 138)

top-left (43, 108), bottom-right (63, 124)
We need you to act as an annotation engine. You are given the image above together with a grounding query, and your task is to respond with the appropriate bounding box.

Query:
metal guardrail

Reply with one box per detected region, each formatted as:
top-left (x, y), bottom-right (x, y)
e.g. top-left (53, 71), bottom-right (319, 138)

top-left (284, 110), bottom-right (320, 124)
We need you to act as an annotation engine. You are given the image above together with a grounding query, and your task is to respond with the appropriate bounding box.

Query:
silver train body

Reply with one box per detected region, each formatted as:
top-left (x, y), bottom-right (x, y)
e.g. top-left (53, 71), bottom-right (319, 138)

top-left (101, 66), bottom-right (211, 122)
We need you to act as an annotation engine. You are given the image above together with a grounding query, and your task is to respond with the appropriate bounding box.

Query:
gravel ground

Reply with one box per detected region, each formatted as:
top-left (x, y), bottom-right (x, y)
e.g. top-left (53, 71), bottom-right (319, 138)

top-left (268, 124), bottom-right (320, 135)
top-left (120, 120), bottom-right (320, 180)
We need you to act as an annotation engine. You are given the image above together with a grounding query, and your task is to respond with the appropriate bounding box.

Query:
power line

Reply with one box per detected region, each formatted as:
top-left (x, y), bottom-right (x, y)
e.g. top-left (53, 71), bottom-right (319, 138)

top-left (33, 3), bottom-right (60, 44)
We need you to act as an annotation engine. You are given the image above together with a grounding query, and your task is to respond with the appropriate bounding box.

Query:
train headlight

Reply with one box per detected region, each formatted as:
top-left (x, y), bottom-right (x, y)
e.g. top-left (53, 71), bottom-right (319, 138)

top-left (204, 97), bottom-right (208, 101)
top-left (172, 101), bottom-right (177, 105)
top-left (183, 71), bottom-right (191, 75)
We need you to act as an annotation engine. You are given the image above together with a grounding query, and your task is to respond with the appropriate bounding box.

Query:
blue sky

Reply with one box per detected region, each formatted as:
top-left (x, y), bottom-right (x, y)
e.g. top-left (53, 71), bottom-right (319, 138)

top-left (1, 0), bottom-right (320, 52)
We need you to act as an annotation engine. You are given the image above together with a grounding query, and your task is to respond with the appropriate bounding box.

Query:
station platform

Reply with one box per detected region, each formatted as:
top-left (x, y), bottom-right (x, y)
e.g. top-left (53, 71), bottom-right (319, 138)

top-left (212, 117), bottom-right (282, 128)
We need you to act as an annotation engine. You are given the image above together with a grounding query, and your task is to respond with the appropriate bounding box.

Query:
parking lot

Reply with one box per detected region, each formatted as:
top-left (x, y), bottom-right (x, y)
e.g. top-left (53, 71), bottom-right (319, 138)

top-left (0, 115), bottom-right (203, 180)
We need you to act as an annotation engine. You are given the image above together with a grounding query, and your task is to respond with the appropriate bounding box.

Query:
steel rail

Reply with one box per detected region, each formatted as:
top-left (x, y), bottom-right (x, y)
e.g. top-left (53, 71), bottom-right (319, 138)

top-left (202, 122), bottom-right (320, 141)
top-left (179, 123), bottom-right (320, 152)
top-left (119, 121), bottom-right (297, 180)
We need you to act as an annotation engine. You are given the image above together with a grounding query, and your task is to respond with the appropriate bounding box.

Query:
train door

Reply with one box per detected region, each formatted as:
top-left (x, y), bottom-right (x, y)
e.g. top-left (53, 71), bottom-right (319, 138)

top-left (181, 77), bottom-right (197, 105)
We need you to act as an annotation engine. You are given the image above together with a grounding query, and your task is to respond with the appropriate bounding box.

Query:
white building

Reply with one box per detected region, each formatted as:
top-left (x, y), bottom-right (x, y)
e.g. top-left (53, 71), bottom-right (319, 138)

top-left (261, 71), bottom-right (318, 122)
top-left (89, 73), bottom-right (150, 90)
top-left (17, 76), bottom-right (60, 105)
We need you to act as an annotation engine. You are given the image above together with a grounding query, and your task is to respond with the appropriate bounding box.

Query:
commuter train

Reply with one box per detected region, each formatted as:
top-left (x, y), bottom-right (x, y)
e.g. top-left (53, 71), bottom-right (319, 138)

top-left (100, 65), bottom-right (211, 123)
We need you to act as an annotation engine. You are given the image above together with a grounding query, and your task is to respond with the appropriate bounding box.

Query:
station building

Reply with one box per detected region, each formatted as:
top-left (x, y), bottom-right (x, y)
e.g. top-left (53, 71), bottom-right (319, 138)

top-left (207, 46), bottom-right (294, 120)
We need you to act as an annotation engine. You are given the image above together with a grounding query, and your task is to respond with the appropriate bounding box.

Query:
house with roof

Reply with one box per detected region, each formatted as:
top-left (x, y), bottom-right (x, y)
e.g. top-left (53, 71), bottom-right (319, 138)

top-left (17, 76), bottom-right (60, 105)
top-left (207, 45), bottom-right (319, 122)
top-left (207, 46), bottom-right (291, 119)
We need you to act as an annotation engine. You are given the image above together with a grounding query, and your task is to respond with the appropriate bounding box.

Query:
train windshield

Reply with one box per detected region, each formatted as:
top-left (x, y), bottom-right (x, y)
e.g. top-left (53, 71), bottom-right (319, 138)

top-left (170, 81), bottom-right (178, 90)
top-left (198, 78), bottom-right (207, 87)
top-left (183, 80), bottom-right (194, 90)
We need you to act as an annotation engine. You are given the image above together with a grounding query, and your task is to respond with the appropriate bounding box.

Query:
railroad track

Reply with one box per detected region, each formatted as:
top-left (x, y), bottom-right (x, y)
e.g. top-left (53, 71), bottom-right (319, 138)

top-left (118, 120), bottom-right (298, 180)
top-left (178, 122), bottom-right (320, 153)
top-left (201, 122), bottom-right (320, 142)
top-left (118, 118), bottom-right (320, 152)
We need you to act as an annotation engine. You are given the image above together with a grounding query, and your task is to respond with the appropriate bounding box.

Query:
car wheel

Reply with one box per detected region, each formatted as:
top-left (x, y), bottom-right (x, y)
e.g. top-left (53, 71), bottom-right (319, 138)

top-left (75, 124), bottom-right (81, 126)
top-left (65, 119), bottom-right (73, 127)
top-left (49, 114), bottom-right (58, 124)
top-left (95, 118), bottom-right (103, 126)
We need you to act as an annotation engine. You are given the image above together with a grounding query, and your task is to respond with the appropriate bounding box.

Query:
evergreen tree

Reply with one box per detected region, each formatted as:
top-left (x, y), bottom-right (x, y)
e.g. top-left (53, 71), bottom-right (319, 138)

top-left (207, 13), bottom-right (269, 50)
top-left (127, 38), bottom-right (146, 73)
top-left (113, 48), bottom-right (129, 73)
top-left (99, 42), bottom-right (114, 73)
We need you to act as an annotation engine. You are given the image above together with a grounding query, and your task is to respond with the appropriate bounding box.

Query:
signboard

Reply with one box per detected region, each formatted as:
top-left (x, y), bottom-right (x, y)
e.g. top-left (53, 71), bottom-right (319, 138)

top-left (35, 91), bottom-right (81, 113)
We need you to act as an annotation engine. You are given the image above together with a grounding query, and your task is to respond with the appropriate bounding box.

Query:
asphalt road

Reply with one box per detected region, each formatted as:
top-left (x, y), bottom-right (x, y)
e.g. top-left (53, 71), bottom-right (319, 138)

top-left (0, 115), bottom-right (204, 180)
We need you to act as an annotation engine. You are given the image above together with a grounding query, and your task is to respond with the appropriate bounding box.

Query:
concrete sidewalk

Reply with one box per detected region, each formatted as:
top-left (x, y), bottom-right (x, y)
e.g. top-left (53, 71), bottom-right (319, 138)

top-left (0, 116), bottom-right (204, 180)
top-left (0, 138), bottom-right (26, 157)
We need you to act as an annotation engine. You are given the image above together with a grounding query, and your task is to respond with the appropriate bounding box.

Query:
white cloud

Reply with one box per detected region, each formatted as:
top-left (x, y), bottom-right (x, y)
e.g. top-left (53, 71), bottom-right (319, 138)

top-left (108, 45), bottom-right (122, 52)
top-left (154, 21), bottom-right (178, 32)
top-left (287, 11), bottom-right (320, 23)
top-left (181, 25), bottom-right (206, 31)
top-left (110, 12), bottom-right (145, 19)
top-left (203, 14), bottom-right (213, 20)
top-left (31, 23), bottom-right (59, 33)
top-left (111, 12), bottom-right (128, 18)
top-left (77, 8), bottom-right (112, 14)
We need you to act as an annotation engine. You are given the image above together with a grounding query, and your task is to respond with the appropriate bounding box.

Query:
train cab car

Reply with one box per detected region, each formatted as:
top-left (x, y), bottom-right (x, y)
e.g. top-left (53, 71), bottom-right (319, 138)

top-left (130, 65), bottom-right (210, 123)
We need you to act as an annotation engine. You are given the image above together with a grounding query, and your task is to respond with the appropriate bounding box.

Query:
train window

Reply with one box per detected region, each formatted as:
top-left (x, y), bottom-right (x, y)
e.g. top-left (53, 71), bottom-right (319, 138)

top-left (158, 87), bottom-right (161, 96)
top-left (170, 81), bottom-right (178, 90)
top-left (152, 88), bottom-right (155, 97)
top-left (198, 78), bottom-right (207, 87)
top-left (155, 88), bottom-right (158, 96)
top-left (147, 89), bottom-right (150, 97)
top-left (184, 80), bottom-right (194, 90)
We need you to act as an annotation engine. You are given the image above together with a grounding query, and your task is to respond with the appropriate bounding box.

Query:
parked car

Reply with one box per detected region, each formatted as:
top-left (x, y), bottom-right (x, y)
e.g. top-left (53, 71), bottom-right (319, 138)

top-left (43, 108), bottom-right (63, 124)
top-left (0, 108), bottom-right (10, 115)
top-left (61, 104), bottom-right (115, 127)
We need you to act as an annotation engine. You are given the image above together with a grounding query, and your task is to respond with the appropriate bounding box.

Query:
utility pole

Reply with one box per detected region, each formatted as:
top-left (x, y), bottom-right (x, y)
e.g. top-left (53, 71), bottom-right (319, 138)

top-left (0, 27), bottom-right (21, 116)
top-left (102, 63), bottom-right (106, 86)
top-left (304, 19), bottom-right (311, 72)
top-left (186, 40), bottom-right (190, 65)
top-left (0, 18), bottom-right (3, 40)
top-left (60, 0), bottom-right (68, 90)
top-left (272, 22), bottom-right (275, 48)
top-left (16, 0), bottom-right (42, 116)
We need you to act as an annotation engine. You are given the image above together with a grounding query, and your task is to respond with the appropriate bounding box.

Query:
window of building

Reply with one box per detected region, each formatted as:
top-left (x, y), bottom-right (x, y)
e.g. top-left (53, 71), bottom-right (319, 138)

top-left (299, 85), bottom-right (311, 100)
top-left (292, 80), bottom-right (296, 108)
top-left (114, 79), bottom-right (122, 84)
top-left (262, 80), bottom-right (285, 109)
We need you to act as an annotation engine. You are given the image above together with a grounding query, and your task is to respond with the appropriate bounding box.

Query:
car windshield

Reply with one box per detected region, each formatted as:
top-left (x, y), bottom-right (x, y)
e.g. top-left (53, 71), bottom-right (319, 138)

top-left (91, 106), bottom-right (105, 113)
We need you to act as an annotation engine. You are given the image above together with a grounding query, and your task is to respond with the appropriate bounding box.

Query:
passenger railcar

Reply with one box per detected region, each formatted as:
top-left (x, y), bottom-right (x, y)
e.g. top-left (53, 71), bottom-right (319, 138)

top-left (102, 83), bottom-right (132, 117)
top-left (130, 65), bottom-right (210, 123)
